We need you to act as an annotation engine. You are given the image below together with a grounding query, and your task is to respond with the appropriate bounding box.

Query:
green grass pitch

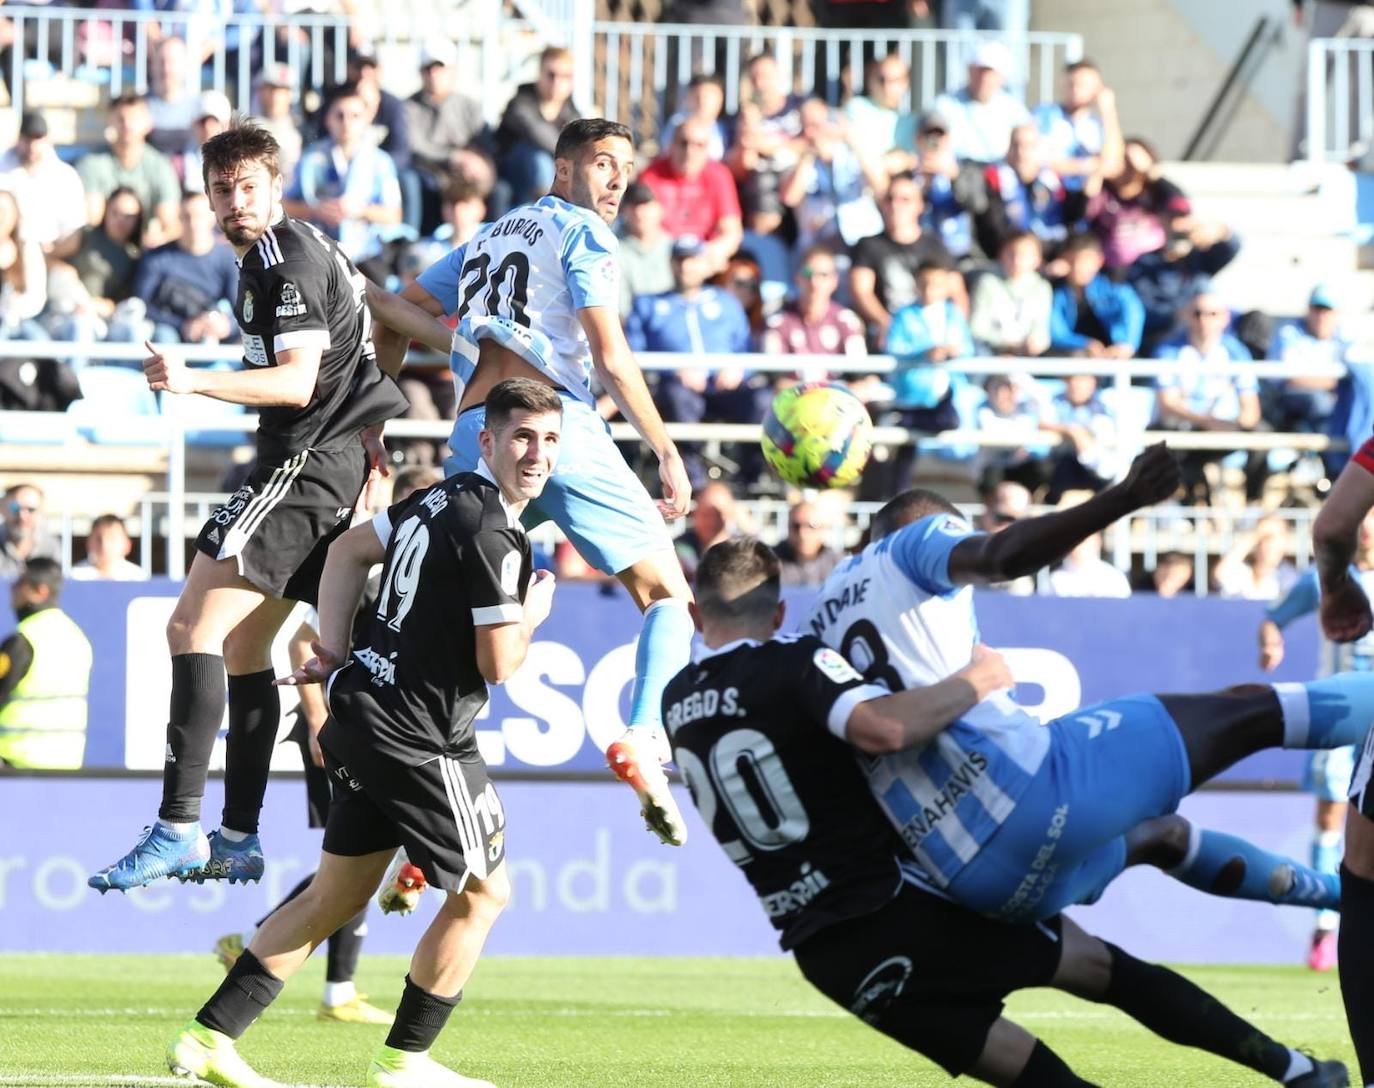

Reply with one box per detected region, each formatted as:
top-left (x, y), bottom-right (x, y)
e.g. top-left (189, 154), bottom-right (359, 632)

top-left (0, 954), bottom-right (1357, 1087)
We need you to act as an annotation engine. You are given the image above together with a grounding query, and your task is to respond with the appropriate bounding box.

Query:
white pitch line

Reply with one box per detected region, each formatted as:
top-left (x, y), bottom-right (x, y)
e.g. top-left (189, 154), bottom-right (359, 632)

top-left (0, 1076), bottom-right (350, 1088)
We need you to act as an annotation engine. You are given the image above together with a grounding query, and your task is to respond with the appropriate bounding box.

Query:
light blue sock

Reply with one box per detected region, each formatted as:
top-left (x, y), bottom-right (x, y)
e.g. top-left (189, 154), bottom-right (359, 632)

top-left (1274, 675), bottom-right (1374, 750)
top-left (627, 598), bottom-right (695, 729)
top-left (1312, 829), bottom-right (1344, 876)
top-left (1168, 825), bottom-right (1341, 912)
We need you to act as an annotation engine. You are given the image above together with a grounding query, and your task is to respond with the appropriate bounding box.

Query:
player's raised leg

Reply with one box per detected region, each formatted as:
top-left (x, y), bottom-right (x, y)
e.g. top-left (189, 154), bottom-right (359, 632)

top-left (1050, 917), bottom-right (1348, 1086)
top-left (89, 554), bottom-right (270, 892)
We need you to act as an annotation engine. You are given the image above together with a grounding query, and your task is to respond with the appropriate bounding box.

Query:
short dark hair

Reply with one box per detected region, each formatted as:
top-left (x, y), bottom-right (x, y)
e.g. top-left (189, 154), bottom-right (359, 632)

top-left (916, 255), bottom-right (954, 275)
top-left (328, 81), bottom-right (366, 108)
top-left (484, 378), bottom-right (564, 432)
top-left (103, 185), bottom-right (145, 237)
top-left (1065, 58), bottom-right (1100, 75)
top-left (871, 489), bottom-right (960, 541)
top-left (201, 121), bottom-right (282, 187)
top-left (90, 513), bottom-right (129, 535)
top-left (393, 465), bottom-right (444, 503)
top-left (109, 92), bottom-right (147, 112)
top-left (999, 229), bottom-right (1041, 257)
top-left (554, 118), bottom-right (634, 162)
top-left (797, 243), bottom-right (836, 269)
top-left (687, 73), bottom-right (724, 92)
top-left (441, 174), bottom-right (485, 207)
top-left (695, 538), bottom-right (780, 623)
top-left (1062, 231), bottom-right (1103, 256)
top-left (19, 557), bottom-right (63, 600)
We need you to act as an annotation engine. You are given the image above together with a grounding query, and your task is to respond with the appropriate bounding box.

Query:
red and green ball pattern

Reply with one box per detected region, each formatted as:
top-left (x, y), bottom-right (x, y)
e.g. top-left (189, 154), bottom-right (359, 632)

top-left (761, 382), bottom-right (874, 489)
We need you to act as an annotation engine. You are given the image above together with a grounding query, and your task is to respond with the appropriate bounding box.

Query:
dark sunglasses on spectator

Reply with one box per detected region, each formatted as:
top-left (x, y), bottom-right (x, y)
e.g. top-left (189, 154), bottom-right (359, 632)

top-left (790, 519), bottom-right (823, 531)
top-left (800, 266), bottom-right (837, 279)
top-left (1190, 307), bottom-right (1226, 318)
top-left (543, 68), bottom-right (574, 80)
top-left (7, 502), bottom-right (37, 515)
top-left (991, 511), bottom-right (1019, 525)
top-left (920, 126), bottom-right (947, 137)
top-left (731, 276), bottom-right (759, 289)
top-left (676, 137), bottom-right (709, 148)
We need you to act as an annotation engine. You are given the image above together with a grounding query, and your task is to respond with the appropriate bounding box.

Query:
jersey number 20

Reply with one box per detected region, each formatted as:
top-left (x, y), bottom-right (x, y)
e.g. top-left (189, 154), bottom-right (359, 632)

top-left (676, 728), bottom-right (810, 864)
top-left (458, 251), bottom-right (531, 326)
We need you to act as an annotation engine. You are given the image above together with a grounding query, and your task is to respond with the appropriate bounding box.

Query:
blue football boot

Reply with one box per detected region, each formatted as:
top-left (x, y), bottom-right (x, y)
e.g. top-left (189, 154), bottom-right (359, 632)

top-left (88, 822), bottom-right (210, 892)
top-left (185, 829), bottom-right (265, 884)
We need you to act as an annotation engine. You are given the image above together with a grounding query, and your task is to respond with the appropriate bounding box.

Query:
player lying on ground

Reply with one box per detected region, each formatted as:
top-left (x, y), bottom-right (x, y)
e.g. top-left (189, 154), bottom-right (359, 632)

top-left (808, 444), bottom-right (1362, 923)
top-left (1311, 444), bottom-right (1374, 1088)
top-left (89, 121), bottom-right (457, 894)
top-left (667, 538), bottom-right (1348, 1088)
top-left (372, 117), bottom-right (696, 847)
top-left (1257, 511), bottom-right (1374, 971)
top-left (165, 379), bottom-right (562, 1088)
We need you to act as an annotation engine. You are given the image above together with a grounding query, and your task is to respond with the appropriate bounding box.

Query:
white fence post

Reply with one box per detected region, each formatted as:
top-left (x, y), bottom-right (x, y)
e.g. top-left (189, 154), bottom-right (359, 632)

top-left (1309, 37), bottom-right (1328, 165)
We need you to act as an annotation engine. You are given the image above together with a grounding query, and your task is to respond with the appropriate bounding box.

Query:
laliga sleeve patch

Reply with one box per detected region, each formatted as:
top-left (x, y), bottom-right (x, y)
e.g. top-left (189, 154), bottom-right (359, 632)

top-left (813, 647), bottom-right (862, 685)
top-left (936, 515), bottom-right (972, 537)
top-left (500, 550), bottom-right (521, 597)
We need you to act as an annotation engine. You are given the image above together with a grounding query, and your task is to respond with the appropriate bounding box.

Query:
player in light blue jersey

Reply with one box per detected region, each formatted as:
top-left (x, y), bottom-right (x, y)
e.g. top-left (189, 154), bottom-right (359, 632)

top-left (809, 444), bottom-right (1372, 924)
top-left (1260, 509), bottom-right (1374, 971)
top-left (373, 119), bottom-right (695, 846)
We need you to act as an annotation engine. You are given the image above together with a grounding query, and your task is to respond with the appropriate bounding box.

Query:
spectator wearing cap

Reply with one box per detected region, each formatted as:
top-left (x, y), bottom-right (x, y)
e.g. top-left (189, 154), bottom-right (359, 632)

top-left (146, 36), bottom-right (201, 153)
top-left (618, 181), bottom-right (675, 317)
top-left (725, 52), bottom-right (805, 237)
top-left (640, 116), bottom-right (744, 275)
top-left (76, 93), bottom-right (181, 248)
top-left (931, 41), bottom-right (1031, 164)
top-left (976, 122), bottom-right (1081, 259)
top-left (912, 108), bottom-right (988, 261)
top-left (406, 40), bottom-right (494, 236)
top-left (1049, 232), bottom-right (1144, 358)
top-left (285, 82), bottom-right (403, 280)
top-left (175, 90), bottom-right (232, 192)
top-left (1152, 280), bottom-right (1260, 502)
top-left (662, 74), bottom-right (730, 161)
top-left (1032, 59), bottom-right (1122, 190)
top-left (626, 236), bottom-right (761, 485)
top-left (780, 98), bottom-right (886, 253)
top-left (761, 245), bottom-right (867, 382)
top-left (132, 189), bottom-right (238, 345)
top-left (1268, 284), bottom-right (1353, 432)
top-left (1127, 220), bottom-right (1240, 352)
top-left (253, 64), bottom-right (303, 185)
top-left (0, 111), bottom-right (86, 259)
top-left (495, 46), bottom-right (581, 209)
top-left (849, 171), bottom-right (958, 348)
top-left (843, 54), bottom-right (918, 177)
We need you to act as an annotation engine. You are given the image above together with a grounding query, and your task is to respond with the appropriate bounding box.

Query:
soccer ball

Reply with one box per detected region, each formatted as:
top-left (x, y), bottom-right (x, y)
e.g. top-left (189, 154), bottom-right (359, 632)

top-left (761, 382), bottom-right (874, 489)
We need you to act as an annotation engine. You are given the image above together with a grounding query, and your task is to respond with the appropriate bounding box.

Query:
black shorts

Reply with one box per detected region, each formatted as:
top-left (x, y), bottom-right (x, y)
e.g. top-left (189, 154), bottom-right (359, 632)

top-left (792, 883), bottom-right (1064, 1077)
top-left (1351, 725), bottom-right (1374, 821)
top-left (196, 443), bottom-right (368, 603)
top-left (319, 710), bottom-right (506, 893)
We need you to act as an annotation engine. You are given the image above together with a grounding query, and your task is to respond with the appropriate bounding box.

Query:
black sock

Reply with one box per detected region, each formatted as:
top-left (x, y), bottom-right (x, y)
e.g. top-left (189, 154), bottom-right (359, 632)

top-left (256, 873), bottom-right (314, 930)
top-left (1097, 943), bottom-right (1289, 1079)
top-left (385, 975), bottom-right (461, 1053)
top-left (1011, 1040), bottom-right (1098, 1087)
top-left (221, 669), bottom-right (280, 834)
top-left (159, 653), bottom-right (227, 824)
top-left (326, 907), bottom-right (367, 984)
top-left (1340, 864), bottom-right (1374, 1084)
top-left (196, 949), bottom-right (284, 1040)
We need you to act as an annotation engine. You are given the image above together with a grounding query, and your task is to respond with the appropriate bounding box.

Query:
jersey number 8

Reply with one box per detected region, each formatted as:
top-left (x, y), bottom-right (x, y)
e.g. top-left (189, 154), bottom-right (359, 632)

top-left (458, 251), bottom-right (532, 327)
top-left (676, 728), bottom-right (810, 864)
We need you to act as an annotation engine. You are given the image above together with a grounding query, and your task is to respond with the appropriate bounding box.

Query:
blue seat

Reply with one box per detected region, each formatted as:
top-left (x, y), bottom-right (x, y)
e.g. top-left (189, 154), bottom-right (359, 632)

top-left (68, 365), bottom-right (162, 445)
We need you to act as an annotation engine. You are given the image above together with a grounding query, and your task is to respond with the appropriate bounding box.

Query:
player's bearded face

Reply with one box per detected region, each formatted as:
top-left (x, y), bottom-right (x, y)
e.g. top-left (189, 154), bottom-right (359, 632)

top-left (208, 162), bottom-right (281, 246)
top-left (567, 138), bottom-right (635, 224)
top-left (483, 410), bottom-right (562, 503)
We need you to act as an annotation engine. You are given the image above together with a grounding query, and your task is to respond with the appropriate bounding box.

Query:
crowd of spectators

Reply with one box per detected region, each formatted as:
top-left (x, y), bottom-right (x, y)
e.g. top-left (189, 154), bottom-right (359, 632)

top-left (0, 28), bottom-right (1366, 509)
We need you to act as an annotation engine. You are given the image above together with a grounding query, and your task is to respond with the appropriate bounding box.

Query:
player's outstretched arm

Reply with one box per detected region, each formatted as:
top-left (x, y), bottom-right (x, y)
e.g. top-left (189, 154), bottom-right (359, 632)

top-left (371, 281), bottom-right (447, 379)
top-left (1315, 459), bottom-right (1374, 641)
top-left (475, 569), bottom-right (556, 684)
top-left (364, 280), bottom-right (454, 361)
top-left (144, 340), bottom-right (322, 408)
top-left (581, 306), bottom-right (690, 520)
top-left (947, 442), bottom-right (1180, 587)
top-left (845, 645), bottom-right (1013, 754)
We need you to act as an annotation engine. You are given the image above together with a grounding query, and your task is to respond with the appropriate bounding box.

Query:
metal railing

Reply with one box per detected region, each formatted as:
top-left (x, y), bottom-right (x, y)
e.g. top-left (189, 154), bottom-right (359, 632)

top-left (1306, 36), bottom-right (1374, 164)
top-left (0, 339), bottom-right (1346, 588)
top-left (4, 6), bottom-right (1081, 140)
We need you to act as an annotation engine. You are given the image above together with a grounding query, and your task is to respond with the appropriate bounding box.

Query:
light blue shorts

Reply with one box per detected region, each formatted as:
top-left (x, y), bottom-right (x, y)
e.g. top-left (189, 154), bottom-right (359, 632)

top-left (945, 694), bottom-right (1191, 923)
top-left (446, 393), bottom-right (672, 575)
top-left (1304, 745), bottom-right (1357, 803)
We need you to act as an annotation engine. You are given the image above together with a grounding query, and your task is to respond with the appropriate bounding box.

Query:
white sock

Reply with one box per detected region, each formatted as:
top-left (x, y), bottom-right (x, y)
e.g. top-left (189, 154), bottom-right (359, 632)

top-left (1282, 1049), bottom-right (1314, 1082)
top-left (323, 980), bottom-right (356, 1007)
top-left (156, 819), bottom-right (196, 834)
top-left (218, 827), bottom-right (249, 843)
top-left (1273, 683), bottom-right (1310, 748)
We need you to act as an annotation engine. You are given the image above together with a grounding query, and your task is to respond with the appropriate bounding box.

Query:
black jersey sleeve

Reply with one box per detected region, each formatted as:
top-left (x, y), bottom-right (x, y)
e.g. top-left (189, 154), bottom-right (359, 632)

top-left (456, 517), bottom-right (531, 628)
top-left (790, 637), bottom-right (890, 743)
top-left (261, 258), bottom-right (336, 356)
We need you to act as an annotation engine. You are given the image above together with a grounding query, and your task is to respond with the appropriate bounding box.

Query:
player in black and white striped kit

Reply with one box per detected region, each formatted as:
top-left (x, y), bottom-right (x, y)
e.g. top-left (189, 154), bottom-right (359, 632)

top-left (90, 120), bottom-right (455, 894)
